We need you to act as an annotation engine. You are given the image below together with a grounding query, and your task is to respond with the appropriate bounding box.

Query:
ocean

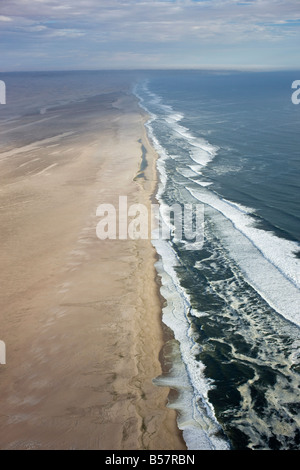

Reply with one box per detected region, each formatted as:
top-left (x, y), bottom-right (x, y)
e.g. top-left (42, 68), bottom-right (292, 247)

top-left (134, 70), bottom-right (300, 450)
top-left (0, 70), bottom-right (299, 451)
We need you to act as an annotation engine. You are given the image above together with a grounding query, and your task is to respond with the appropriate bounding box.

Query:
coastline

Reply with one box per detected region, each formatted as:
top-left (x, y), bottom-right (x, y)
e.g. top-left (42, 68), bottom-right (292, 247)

top-left (0, 87), bottom-right (185, 449)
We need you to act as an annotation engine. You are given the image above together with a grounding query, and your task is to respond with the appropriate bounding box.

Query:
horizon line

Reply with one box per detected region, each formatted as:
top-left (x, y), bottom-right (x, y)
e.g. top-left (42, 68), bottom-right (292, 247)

top-left (1, 66), bottom-right (300, 74)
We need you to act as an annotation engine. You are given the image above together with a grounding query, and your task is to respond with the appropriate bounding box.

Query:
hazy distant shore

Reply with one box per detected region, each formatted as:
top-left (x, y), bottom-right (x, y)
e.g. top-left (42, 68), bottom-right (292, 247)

top-left (0, 82), bottom-right (185, 450)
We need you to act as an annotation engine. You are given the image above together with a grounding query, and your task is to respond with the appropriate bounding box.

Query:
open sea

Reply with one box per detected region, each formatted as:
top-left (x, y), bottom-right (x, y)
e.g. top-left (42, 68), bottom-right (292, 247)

top-left (134, 70), bottom-right (300, 451)
top-left (0, 70), bottom-right (299, 451)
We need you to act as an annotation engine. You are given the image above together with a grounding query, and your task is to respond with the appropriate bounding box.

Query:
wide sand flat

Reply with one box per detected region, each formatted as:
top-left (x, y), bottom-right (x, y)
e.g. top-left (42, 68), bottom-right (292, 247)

top-left (0, 89), bottom-right (185, 450)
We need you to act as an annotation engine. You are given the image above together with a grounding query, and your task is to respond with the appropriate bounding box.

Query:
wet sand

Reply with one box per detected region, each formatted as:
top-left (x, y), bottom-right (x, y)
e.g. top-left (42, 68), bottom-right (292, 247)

top-left (0, 88), bottom-right (186, 450)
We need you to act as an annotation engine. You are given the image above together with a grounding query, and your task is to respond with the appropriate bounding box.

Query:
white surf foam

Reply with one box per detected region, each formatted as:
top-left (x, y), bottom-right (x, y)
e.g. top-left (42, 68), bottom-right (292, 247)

top-left (189, 165), bottom-right (203, 174)
top-left (186, 186), bottom-right (300, 326)
top-left (135, 80), bottom-right (300, 453)
top-left (153, 237), bottom-right (230, 450)
top-left (135, 81), bottom-right (219, 170)
top-left (135, 81), bottom-right (230, 449)
top-left (168, 119), bottom-right (218, 167)
top-left (192, 181), bottom-right (213, 187)
top-left (165, 113), bottom-right (185, 124)
top-left (176, 167), bottom-right (199, 178)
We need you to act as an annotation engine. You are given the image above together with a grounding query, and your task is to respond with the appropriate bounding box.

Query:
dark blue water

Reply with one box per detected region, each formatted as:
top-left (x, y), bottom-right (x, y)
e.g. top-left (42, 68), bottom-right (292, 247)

top-left (135, 71), bottom-right (300, 450)
top-left (142, 71), bottom-right (300, 241)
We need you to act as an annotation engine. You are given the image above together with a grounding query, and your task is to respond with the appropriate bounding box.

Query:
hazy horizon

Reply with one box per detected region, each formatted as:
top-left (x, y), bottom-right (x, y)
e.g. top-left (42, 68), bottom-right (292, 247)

top-left (1, 66), bottom-right (300, 74)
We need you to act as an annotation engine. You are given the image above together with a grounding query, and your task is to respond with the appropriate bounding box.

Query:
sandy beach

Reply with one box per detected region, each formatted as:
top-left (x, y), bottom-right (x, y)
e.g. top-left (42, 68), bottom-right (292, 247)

top-left (0, 86), bottom-right (185, 450)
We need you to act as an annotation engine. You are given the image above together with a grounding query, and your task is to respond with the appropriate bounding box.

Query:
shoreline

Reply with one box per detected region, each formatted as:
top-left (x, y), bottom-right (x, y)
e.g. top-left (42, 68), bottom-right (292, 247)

top-left (0, 86), bottom-right (186, 450)
top-left (137, 108), bottom-right (188, 451)
top-left (130, 103), bottom-right (187, 450)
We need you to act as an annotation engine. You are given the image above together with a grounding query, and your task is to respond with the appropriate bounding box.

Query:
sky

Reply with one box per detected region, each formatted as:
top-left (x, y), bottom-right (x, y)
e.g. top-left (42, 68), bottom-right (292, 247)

top-left (0, 0), bottom-right (300, 71)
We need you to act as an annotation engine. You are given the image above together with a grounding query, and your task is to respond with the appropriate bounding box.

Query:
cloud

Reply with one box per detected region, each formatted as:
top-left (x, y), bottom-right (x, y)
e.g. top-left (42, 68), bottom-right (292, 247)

top-left (1, 1), bottom-right (299, 41)
top-left (0, 15), bottom-right (12, 22)
top-left (27, 25), bottom-right (48, 32)
top-left (0, 0), bottom-right (299, 70)
top-left (50, 29), bottom-right (86, 38)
